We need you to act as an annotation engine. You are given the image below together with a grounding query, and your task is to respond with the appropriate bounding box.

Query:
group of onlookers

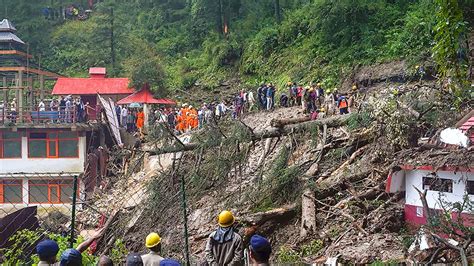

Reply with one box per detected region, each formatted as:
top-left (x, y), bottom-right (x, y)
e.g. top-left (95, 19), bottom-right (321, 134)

top-left (34, 210), bottom-right (271, 266)
top-left (0, 96), bottom-right (94, 124)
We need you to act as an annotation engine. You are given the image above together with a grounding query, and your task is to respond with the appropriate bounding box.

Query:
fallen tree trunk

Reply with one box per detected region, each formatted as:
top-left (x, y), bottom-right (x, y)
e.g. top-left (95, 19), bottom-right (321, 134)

top-left (300, 189), bottom-right (317, 238)
top-left (316, 145), bottom-right (369, 184)
top-left (239, 203), bottom-right (298, 226)
top-left (271, 115), bottom-right (311, 127)
top-left (314, 169), bottom-right (371, 200)
top-left (270, 113), bottom-right (351, 130)
top-left (148, 115), bottom-right (352, 155)
top-left (300, 124), bottom-right (327, 238)
top-left (333, 182), bottom-right (384, 209)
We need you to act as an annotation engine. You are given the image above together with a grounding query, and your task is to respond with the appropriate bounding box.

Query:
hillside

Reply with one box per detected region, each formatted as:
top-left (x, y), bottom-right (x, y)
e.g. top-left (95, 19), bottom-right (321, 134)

top-left (4, 0), bottom-right (472, 96)
top-left (1, 0), bottom-right (474, 265)
top-left (71, 61), bottom-right (473, 264)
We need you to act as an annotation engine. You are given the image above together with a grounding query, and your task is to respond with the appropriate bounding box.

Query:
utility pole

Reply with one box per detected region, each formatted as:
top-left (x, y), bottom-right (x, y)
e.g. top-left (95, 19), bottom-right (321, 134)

top-left (181, 173), bottom-right (191, 266)
top-left (3, 0), bottom-right (7, 18)
top-left (110, 7), bottom-right (116, 76)
top-left (217, 0), bottom-right (223, 36)
top-left (274, 0), bottom-right (281, 24)
top-left (70, 175), bottom-right (78, 248)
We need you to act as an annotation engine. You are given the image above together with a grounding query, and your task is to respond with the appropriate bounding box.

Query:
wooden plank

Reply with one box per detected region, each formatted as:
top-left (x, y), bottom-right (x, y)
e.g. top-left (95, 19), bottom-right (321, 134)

top-left (0, 67), bottom-right (61, 78)
top-left (0, 50), bottom-right (33, 58)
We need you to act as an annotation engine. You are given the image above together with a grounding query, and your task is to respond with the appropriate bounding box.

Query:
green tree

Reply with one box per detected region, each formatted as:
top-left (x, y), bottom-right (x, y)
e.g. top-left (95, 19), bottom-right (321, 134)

top-left (127, 56), bottom-right (167, 96)
top-left (432, 0), bottom-right (469, 101)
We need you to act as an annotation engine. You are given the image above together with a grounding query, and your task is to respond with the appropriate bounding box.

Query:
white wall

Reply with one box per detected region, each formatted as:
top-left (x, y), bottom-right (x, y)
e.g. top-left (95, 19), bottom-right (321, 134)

top-left (0, 136), bottom-right (86, 174)
top-left (0, 176), bottom-right (82, 218)
top-left (405, 169), bottom-right (474, 212)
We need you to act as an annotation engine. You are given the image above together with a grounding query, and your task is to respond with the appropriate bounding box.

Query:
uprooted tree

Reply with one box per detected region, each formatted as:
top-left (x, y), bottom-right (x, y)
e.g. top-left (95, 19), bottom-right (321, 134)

top-left (415, 186), bottom-right (473, 265)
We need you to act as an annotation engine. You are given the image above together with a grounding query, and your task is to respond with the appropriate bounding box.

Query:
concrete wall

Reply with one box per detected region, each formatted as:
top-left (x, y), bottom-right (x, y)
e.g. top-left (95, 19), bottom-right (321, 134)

top-left (0, 135), bottom-right (86, 174)
top-left (405, 169), bottom-right (474, 211)
top-left (0, 176), bottom-right (84, 218)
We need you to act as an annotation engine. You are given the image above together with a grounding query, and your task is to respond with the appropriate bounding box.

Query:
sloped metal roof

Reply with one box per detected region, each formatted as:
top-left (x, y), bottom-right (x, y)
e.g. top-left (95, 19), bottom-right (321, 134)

top-left (0, 32), bottom-right (25, 44)
top-left (52, 77), bottom-right (134, 95)
top-left (0, 19), bottom-right (17, 32)
top-left (117, 87), bottom-right (175, 105)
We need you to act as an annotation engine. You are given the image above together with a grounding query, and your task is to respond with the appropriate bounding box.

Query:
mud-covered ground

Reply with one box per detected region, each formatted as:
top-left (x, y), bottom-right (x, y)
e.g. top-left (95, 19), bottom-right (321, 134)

top-left (75, 62), bottom-right (473, 264)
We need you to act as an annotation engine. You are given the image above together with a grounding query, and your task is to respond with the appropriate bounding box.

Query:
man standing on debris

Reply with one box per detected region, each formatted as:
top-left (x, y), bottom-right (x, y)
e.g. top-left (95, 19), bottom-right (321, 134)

top-left (337, 93), bottom-right (349, 115)
top-left (141, 232), bottom-right (164, 266)
top-left (205, 210), bottom-right (244, 266)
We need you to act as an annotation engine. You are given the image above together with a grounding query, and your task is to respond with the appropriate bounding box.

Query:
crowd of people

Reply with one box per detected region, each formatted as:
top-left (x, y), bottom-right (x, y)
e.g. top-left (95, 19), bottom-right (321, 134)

top-left (147, 82), bottom-right (357, 135)
top-left (34, 210), bottom-right (271, 266)
top-left (0, 96), bottom-right (95, 124)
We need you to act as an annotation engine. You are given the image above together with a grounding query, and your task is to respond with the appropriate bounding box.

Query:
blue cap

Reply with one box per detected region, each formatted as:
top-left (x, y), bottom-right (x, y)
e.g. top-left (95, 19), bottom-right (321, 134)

top-left (36, 239), bottom-right (59, 258)
top-left (160, 259), bottom-right (181, 266)
top-left (126, 253), bottom-right (143, 266)
top-left (250, 235), bottom-right (272, 261)
top-left (60, 248), bottom-right (82, 266)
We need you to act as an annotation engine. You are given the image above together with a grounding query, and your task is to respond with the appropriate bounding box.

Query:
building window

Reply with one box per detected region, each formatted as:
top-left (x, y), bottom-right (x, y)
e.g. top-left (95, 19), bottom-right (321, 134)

top-left (28, 131), bottom-right (78, 158)
top-left (467, 180), bottom-right (474, 195)
top-left (0, 180), bottom-right (23, 203)
top-left (423, 176), bottom-right (453, 193)
top-left (28, 179), bottom-right (75, 204)
top-left (0, 132), bottom-right (22, 158)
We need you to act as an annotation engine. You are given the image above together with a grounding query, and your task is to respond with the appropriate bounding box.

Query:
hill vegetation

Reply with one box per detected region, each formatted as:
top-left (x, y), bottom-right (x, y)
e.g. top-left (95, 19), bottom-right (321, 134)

top-left (3, 0), bottom-right (472, 99)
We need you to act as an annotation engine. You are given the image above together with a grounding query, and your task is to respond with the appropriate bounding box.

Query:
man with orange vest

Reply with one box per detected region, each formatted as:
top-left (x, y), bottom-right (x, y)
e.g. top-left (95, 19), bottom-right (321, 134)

top-left (337, 94), bottom-right (349, 115)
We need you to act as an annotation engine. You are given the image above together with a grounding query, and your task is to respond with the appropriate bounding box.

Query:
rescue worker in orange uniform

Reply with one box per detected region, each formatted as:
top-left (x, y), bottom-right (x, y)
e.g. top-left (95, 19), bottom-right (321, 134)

top-left (176, 103), bottom-right (188, 133)
top-left (182, 104), bottom-right (190, 132)
top-left (136, 108), bottom-right (145, 138)
top-left (188, 106), bottom-right (198, 129)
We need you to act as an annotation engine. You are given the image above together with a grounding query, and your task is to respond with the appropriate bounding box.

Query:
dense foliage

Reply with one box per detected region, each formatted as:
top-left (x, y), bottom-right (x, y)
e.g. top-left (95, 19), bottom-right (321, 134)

top-left (2, 0), bottom-right (473, 93)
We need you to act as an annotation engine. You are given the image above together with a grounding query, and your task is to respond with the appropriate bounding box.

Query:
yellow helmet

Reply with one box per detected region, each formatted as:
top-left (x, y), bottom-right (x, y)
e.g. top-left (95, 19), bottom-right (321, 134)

top-left (217, 210), bottom-right (235, 228)
top-left (320, 107), bottom-right (326, 112)
top-left (145, 232), bottom-right (162, 248)
top-left (317, 83), bottom-right (321, 86)
top-left (352, 85), bottom-right (357, 90)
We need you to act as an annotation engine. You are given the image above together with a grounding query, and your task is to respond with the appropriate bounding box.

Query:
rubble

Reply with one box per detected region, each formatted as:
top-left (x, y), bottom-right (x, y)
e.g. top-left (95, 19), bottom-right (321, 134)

top-left (76, 74), bottom-right (472, 264)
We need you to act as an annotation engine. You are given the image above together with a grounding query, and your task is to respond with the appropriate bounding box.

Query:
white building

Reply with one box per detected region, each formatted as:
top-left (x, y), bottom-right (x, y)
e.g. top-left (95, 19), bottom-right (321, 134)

top-left (386, 165), bottom-right (474, 226)
top-left (0, 126), bottom-right (95, 217)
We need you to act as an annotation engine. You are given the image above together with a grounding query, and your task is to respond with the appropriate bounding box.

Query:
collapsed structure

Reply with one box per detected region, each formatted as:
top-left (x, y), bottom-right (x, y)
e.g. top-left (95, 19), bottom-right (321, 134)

top-left (386, 165), bottom-right (473, 227)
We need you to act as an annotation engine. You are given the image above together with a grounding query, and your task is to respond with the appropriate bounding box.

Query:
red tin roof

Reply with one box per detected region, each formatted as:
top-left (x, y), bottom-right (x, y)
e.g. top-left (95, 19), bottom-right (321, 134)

top-left (117, 87), bottom-right (175, 105)
top-left (459, 116), bottom-right (474, 143)
top-left (52, 77), bottom-right (133, 95)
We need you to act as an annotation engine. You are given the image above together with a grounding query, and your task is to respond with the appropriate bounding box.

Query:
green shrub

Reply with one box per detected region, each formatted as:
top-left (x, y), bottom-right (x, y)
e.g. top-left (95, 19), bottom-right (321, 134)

top-left (1, 229), bottom-right (98, 265)
top-left (110, 238), bottom-right (129, 265)
top-left (276, 245), bottom-right (300, 263)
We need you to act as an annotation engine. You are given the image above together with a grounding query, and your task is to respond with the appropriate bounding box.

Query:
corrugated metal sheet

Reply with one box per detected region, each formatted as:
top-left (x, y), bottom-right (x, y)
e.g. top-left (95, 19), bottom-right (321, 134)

top-left (98, 94), bottom-right (123, 146)
top-left (0, 19), bottom-right (17, 32)
top-left (52, 77), bottom-right (134, 95)
top-left (0, 32), bottom-right (25, 44)
top-left (459, 116), bottom-right (474, 144)
top-left (0, 206), bottom-right (39, 249)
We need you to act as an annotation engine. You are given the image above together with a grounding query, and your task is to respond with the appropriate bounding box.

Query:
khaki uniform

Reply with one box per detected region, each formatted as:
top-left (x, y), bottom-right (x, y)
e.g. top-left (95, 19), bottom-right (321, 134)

top-left (142, 251), bottom-right (164, 266)
top-left (205, 231), bottom-right (243, 266)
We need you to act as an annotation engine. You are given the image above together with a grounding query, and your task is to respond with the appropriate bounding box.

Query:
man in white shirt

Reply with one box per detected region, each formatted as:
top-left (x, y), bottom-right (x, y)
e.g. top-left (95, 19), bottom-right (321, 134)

top-left (121, 106), bottom-right (128, 128)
